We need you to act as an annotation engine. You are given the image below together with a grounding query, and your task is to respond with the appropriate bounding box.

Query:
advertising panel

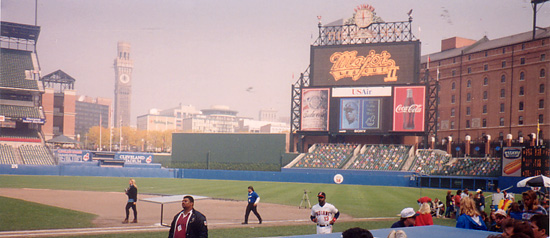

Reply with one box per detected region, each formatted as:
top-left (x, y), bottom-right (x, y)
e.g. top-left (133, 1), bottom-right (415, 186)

top-left (310, 42), bottom-right (420, 87)
top-left (392, 86), bottom-right (425, 132)
top-left (115, 152), bottom-right (154, 164)
top-left (55, 149), bottom-right (92, 162)
top-left (301, 88), bottom-right (329, 131)
top-left (339, 98), bottom-right (380, 131)
top-left (502, 147), bottom-right (523, 177)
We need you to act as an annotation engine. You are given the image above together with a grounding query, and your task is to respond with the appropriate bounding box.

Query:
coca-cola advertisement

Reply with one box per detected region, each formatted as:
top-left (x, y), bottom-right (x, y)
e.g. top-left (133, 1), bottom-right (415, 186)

top-left (393, 86), bottom-right (425, 132)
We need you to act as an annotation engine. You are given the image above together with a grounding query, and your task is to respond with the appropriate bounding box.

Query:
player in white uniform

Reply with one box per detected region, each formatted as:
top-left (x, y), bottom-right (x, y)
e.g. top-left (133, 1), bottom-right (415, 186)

top-left (310, 192), bottom-right (340, 234)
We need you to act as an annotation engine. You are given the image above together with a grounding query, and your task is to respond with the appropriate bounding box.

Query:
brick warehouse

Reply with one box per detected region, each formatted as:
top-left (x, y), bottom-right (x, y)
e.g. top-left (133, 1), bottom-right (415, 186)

top-left (421, 27), bottom-right (550, 145)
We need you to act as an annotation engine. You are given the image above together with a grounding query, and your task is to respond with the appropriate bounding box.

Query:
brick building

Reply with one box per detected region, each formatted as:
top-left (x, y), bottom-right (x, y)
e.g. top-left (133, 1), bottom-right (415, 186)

top-left (421, 27), bottom-right (549, 145)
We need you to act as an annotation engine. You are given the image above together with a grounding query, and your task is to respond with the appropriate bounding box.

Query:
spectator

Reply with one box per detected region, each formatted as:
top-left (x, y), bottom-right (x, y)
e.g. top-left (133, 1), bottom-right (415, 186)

top-left (501, 218), bottom-right (516, 238)
top-left (522, 190), bottom-right (548, 221)
top-left (499, 191), bottom-right (514, 211)
top-left (391, 207), bottom-right (418, 228)
top-left (462, 188), bottom-right (470, 198)
top-left (416, 202), bottom-right (434, 226)
top-left (529, 214), bottom-right (549, 238)
top-left (454, 190), bottom-right (462, 220)
top-left (445, 190), bottom-right (454, 218)
top-left (342, 227), bottom-right (373, 238)
top-left (489, 209), bottom-right (508, 232)
top-left (509, 202), bottom-right (523, 220)
top-left (476, 189), bottom-right (486, 212)
top-left (511, 220), bottom-right (535, 238)
top-left (456, 197), bottom-right (488, 230)
top-left (492, 188), bottom-right (504, 211)
top-left (433, 198), bottom-right (444, 218)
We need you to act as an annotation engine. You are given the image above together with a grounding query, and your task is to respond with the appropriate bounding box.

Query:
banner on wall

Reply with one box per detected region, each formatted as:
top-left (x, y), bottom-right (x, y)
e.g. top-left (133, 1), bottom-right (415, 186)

top-left (55, 149), bottom-right (92, 162)
top-left (115, 152), bottom-right (154, 164)
top-left (392, 86), bottom-right (425, 132)
top-left (301, 88), bottom-right (329, 131)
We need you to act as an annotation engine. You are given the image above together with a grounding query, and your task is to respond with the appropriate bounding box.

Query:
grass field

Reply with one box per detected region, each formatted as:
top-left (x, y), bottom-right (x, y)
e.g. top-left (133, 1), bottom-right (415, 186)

top-left (0, 175), bottom-right (470, 237)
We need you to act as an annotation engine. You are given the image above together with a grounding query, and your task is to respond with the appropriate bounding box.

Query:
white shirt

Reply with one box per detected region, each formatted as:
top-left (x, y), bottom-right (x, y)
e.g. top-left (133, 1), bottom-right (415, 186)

top-left (311, 202), bottom-right (338, 226)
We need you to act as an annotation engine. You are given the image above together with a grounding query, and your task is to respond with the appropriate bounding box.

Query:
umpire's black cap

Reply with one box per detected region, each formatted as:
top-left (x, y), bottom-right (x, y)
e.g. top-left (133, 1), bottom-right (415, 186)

top-left (317, 192), bottom-right (326, 198)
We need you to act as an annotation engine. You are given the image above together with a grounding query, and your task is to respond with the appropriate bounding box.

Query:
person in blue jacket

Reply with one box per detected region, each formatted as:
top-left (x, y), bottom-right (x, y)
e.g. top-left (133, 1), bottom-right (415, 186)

top-left (242, 186), bottom-right (262, 224)
top-left (456, 196), bottom-right (488, 231)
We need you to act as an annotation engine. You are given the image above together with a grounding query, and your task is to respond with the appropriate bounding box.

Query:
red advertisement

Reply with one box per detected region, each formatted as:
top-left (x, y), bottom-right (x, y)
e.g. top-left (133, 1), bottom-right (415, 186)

top-left (393, 86), bottom-right (425, 132)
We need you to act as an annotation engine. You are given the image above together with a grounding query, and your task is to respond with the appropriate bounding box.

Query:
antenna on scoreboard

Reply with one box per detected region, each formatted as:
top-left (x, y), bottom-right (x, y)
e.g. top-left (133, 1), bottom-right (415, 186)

top-left (299, 189), bottom-right (311, 209)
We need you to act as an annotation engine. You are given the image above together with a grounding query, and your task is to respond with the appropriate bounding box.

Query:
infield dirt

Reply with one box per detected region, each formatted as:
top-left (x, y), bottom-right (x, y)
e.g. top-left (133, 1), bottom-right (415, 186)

top-left (0, 188), bottom-right (352, 229)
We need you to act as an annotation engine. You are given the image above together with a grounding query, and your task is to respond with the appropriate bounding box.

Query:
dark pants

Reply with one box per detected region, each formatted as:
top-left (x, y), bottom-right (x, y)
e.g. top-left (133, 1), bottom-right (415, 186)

top-left (125, 202), bottom-right (137, 220)
top-left (244, 203), bottom-right (262, 223)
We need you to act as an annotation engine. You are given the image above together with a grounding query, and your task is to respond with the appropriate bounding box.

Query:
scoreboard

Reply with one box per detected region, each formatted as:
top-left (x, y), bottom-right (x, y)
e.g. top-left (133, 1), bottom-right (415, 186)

top-left (521, 146), bottom-right (550, 177)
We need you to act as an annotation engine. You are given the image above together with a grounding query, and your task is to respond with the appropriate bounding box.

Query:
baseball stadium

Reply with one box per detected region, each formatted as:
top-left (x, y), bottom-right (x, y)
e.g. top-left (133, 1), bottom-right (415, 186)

top-left (1, 4), bottom-right (549, 238)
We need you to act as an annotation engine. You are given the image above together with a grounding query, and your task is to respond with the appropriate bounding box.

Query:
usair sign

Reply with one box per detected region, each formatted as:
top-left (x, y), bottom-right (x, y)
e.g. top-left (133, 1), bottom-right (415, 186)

top-left (309, 41), bottom-right (420, 87)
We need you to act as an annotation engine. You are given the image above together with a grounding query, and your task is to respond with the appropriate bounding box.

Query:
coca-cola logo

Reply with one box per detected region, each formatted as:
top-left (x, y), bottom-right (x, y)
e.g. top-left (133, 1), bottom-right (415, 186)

top-left (395, 104), bottom-right (423, 113)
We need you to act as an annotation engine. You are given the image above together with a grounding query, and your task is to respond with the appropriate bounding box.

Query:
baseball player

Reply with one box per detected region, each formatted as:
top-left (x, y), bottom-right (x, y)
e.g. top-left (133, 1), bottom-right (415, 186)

top-left (310, 192), bottom-right (340, 234)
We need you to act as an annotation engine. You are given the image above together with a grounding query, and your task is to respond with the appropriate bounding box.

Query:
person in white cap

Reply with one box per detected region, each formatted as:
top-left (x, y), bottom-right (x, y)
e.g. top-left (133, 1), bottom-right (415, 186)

top-left (475, 189), bottom-right (485, 212)
top-left (391, 207), bottom-right (418, 228)
top-left (489, 209), bottom-right (508, 232)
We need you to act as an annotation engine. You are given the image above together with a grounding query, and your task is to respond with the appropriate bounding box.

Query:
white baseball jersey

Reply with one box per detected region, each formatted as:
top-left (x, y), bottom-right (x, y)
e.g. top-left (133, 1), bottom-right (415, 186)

top-left (311, 202), bottom-right (338, 226)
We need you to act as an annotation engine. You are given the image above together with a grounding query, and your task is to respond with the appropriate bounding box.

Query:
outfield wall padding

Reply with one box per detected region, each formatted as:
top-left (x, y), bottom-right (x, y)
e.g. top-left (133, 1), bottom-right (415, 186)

top-left (0, 164), bottom-right (175, 178)
top-left (180, 168), bottom-right (416, 187)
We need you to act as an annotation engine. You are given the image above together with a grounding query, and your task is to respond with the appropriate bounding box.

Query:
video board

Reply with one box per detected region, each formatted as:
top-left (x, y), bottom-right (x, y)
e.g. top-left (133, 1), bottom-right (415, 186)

top-left (300, 85), bottom-right (426, 134)
top-left (309, 41), bottom-right (420, 87)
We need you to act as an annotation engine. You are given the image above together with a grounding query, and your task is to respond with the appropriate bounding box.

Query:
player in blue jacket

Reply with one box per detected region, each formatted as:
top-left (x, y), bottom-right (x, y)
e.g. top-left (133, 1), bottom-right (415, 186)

top-left (242, 186), bottom-right (262, 224)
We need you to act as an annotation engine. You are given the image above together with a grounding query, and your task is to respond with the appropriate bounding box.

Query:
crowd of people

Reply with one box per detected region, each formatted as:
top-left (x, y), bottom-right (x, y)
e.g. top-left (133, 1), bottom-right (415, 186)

top-left (433, 158), bottom-right (501, 177)
top-left (390, 188), bottom-right (550, 238)
top-left (409, 149), bottom-right (451, 174)
top-left (292, 144), bottom-right (505, 178)
top-left (293, 143), bottom-right (357, 169)
top-left (349, 144), bottom-right (410, 171)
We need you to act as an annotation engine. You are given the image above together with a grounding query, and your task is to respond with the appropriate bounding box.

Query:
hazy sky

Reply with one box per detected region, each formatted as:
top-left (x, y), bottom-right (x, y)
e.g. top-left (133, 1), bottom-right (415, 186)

top-left (2, 0), bottom-right (549, 125)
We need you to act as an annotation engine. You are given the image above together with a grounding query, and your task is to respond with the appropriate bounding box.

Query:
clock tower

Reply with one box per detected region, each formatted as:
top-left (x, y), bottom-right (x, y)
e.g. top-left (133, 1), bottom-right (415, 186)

top-left (114, 41), bottom-right (133, 128)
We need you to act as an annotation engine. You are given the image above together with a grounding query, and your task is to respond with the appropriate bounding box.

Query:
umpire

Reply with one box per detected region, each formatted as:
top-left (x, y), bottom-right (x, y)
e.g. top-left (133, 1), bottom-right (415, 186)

top-left (242, 186), bottom-right (263, 224)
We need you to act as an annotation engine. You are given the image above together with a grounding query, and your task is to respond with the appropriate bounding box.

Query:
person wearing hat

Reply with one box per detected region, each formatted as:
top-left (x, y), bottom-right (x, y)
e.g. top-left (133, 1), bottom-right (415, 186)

top-left (310, 192), bottom-right (340, 234)
top-left (489, 209), bottom-right (508, 232)
top-left (475, 189), bottom-right (485, 212)
top-left (391, 207), bottom-right (418, 228)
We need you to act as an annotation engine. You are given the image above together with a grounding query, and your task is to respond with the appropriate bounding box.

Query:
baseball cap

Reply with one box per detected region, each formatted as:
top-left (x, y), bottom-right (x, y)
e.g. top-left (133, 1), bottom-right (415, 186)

top-left (495, 209), bottom-right (507, 217)
top-left (317, 192), bottom-right (326, 198)
top-left (476, 189), bottom-right (482, 193)
top-left (399, 207), bottom-right (418, 218)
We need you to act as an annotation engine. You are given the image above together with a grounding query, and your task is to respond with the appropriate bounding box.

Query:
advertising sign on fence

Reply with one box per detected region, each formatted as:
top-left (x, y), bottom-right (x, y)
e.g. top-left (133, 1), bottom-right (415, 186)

top-left (55, 149), bottom-right (92, 162)
top-left (115, 153), bottom-right (154, 164)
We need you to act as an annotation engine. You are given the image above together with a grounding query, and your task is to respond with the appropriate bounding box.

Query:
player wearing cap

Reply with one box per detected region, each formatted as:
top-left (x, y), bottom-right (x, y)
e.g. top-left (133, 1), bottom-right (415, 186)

top-left (391, 207), bottom-right (418, 228)
top-left (310, 192), bottom-right (340, 234)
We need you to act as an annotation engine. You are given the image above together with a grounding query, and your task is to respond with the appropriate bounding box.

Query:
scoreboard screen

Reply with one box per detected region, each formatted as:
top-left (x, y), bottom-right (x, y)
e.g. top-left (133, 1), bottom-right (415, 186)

top-left (521, 147), bottom-right (550, 177)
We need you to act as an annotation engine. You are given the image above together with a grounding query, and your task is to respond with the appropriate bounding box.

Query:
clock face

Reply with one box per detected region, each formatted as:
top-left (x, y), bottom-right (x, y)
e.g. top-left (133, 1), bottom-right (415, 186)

top-left (354, 9), bottom-right (373, 28)
top-left (119, 74), bottom-right (130, 84)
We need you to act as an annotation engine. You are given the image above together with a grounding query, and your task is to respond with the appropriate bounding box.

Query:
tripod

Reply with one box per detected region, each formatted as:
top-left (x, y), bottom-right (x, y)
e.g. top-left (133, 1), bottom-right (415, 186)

top-left (299, 189), bottom-right (311, 209)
